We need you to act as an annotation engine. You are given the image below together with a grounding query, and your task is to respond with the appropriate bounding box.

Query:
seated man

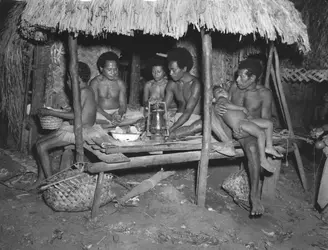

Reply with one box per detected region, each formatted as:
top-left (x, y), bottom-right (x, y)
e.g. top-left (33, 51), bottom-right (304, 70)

top-left (213, 86), bottom-right (282, 172)
top-left (164, 48), bottom-right (201, 136)
top-left (214, 58), bottom-right (274, 216)
top-left (30, 62), bottom-right (117, 189)
top-left (90, 52), bottom-right (143, 127)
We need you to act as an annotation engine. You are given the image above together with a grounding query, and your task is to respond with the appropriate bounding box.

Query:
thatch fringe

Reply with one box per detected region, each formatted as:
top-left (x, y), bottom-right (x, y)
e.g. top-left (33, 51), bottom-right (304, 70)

top-left (20, 0), bottom-right (310, 53)
top-left (0, 3), bottom-right (34, 145)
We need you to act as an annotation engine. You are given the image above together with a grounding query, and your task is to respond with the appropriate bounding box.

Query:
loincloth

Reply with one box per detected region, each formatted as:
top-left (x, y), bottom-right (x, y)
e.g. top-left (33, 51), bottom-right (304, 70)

top-left (96, 108), bottom-right (144, 124)
top-left (168, 112), bottom-right (201, 128)
top-left (55, 122), bottom-right (109, 144)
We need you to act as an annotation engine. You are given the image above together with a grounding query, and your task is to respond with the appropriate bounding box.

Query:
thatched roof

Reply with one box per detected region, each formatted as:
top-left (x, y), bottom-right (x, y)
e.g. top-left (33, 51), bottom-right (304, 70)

top-left (20, 0), bottom-right (310, 53)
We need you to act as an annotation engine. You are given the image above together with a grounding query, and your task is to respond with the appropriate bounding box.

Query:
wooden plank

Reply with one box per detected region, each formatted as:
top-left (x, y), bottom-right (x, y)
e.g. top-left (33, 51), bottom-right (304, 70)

top-left (68, 34), bottom-right (84, 162)
top-left (84, 144), bottom-right (130, 163)
top-left (264, 43), bottom-right (274, 88)
top-left (197, 30), bottom-right (212, 206)
top-left (91, 172), bottom-right (104, 219)
top-left (87, 149), bottom-right (245, 173)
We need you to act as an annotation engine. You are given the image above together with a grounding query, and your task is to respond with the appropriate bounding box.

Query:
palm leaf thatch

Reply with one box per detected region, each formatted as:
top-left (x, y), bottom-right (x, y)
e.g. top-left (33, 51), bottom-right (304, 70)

top-left (20, 0), bottom-right (310, 53)
top-left (0, 2), bottom-right (33, 144)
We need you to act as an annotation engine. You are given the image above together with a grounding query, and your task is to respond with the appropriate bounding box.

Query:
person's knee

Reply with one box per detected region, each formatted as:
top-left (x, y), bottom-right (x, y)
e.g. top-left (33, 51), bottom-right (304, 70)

top-left (36, 141), bottom-right (48, 154)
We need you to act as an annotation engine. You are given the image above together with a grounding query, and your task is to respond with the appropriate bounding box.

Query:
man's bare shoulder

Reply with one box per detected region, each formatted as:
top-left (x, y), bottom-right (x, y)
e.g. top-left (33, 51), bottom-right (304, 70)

top-left (89, 75), bottom-right (102, 86)
top-left (166, 80), bottom-right (176, 90)
top-left (81, 86), bottom-right (95, 96)
top-left (116, 78), bottom-right (127, 89)
top-left (256, 85), bottom-right (272, 97)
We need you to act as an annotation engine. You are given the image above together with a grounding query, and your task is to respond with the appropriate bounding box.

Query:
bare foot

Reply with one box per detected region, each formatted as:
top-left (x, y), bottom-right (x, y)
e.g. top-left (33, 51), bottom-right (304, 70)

top-left (265, 147), bottom-right (283, 158)
top-left (250, 197), bottom-right (265, 216)
top-left (212, 142), bottom-right (236, 157)
top-left (260, 158), bottom-right (276, 173)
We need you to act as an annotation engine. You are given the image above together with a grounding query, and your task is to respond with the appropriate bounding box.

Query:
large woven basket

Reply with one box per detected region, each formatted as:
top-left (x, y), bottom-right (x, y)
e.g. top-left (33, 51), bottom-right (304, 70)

top-left (222, 169), bottom-right (250, 210)
top-left (41, 163), bottom-right (116, 212)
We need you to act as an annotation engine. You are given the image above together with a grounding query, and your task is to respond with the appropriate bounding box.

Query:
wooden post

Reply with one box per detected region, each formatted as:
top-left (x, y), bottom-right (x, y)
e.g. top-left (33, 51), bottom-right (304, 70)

top-left (68, 34), bottom-right (84, 162)
top-left (197, 30), bottom-right (213, 206)
top-left (129, 52), bottom-right (141, 105)
top-left (264, 43), bottom-right (274, 88)
top-left (91, 172), bottom-right (104, 218)
top-left (272, 47), bottom-right (307, 190)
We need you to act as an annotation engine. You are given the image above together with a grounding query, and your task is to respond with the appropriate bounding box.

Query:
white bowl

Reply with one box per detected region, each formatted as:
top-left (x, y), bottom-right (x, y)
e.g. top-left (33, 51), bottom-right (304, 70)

top-left (111, 132), bottom-right (141, 142)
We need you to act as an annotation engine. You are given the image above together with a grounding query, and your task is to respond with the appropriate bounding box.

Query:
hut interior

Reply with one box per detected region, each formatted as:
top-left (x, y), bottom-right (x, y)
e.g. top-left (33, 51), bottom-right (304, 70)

top-left (0, 0), bottom-right (313, 209)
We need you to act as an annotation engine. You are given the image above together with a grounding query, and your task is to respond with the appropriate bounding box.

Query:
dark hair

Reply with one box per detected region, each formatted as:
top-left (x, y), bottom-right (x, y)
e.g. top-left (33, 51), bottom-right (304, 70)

top-left (96, 52), bottom-right (119, 70)
top-left (238, 58), bottom-right (263, 80)
top-left (167, 47), bottom-right (193, 72)
top-left (78, 61), bottom-right (91, 83)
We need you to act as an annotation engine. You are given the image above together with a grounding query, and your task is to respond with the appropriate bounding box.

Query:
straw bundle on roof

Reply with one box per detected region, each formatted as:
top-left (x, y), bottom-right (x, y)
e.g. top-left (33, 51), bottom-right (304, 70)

top-left (0, 2), bottom-right (34, 144)
top-left (20, 0), bottom-right (310, 53)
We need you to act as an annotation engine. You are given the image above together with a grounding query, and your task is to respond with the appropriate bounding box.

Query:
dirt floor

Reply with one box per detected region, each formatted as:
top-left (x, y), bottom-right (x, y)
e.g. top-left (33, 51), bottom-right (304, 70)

top-left (0, 147), bottom-right (328, 250)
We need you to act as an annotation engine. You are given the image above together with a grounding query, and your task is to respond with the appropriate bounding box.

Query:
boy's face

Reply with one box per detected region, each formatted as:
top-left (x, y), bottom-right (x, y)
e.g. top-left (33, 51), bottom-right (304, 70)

top-left (213, 88), bottom-right (228, 102)
top-left (101, 60), bottom-right (118, 80)
top-left (152, 66), bottom-right (165, 82)
top-left (168, 61), bottom-right (186, 82)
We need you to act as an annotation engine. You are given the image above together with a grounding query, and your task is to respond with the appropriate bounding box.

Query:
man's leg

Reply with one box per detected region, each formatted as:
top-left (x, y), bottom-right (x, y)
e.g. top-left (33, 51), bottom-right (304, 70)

top-left (31, 136), bottom-right (72, 189)
top-left (251, 118), bottom-right (282, 158)
top-left (239, 121), bottom-right (276, 173)
top-left (239, 136), bottom-right (264, 216)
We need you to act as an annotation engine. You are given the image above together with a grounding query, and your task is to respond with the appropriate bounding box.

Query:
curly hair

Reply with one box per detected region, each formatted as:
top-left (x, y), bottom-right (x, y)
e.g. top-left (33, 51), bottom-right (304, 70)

top-left (78, 61), bottom-right (91, 83)
top-left (96, 52), bottom-right (119, 70)
top-left (238, 58), bottom-right (263, 80)
top-left (167, 47), bottom-right (193, 72)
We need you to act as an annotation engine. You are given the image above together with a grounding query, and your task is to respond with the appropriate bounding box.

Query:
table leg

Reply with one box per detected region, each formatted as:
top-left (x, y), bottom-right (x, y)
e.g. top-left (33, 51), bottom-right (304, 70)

top-left (262, 158), bottom-right (282, 200)
top-left (91, 172), bottom-right (104, 219)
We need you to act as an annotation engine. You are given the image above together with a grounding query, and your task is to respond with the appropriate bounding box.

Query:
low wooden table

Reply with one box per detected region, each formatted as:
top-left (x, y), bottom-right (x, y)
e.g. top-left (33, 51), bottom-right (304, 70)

top-left (78, 136), bottom-right (290, 218)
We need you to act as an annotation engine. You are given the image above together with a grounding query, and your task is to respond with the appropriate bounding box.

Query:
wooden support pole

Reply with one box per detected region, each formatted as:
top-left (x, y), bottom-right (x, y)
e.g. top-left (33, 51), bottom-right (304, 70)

top-left (264, 43), bottom-right (274, 88)
top-left (129, 52), bottom-right (141, 105)
top-left (197, 30), bottom-right (213, 207)
top-left (68, 34), bottom-right (84, 162)
top-left (91, 172), bottom-right (104, 218)
top-left (272, 47), bottom-right (307, 190)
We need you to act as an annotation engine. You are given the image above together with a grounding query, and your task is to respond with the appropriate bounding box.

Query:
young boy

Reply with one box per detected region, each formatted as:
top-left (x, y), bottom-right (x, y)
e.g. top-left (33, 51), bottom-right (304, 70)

top-left (143, 58), bottom-right (168, 106)
top-left (213, 86), bottom-right (282, 172)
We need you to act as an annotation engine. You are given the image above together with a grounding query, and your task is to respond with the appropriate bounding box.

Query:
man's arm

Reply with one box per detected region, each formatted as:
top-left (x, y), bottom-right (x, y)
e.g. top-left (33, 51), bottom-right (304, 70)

top-left (39, 108), bottom-right (74, 120)
top-left (260, 88), bottom-right (273, 120)
top-left (89, 78), bottom-right (113, 120)
top-left (225, 102), bottom-right (247, 113)
top-left (170, 81), bottom-right (201, 132)
top-left (164, 81), bottom-right (175, 109)
top-left (143, 82), bottom-right (151, 107)
top-left (117, 79), bottom-right (127, 116)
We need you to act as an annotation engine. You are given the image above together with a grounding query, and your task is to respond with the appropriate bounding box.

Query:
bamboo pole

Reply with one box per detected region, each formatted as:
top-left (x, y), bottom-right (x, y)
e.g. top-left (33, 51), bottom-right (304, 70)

top-left (129, 52), bottom-right (141, 105)
top-left (91, 172), bottom-right (104, 218)
top-left (272, 46), bottom-right (307, 190)
top-left (68, 34), bottom-right (84, 162)
top-left (197, 30), bottom-right (213, 207)
top-left (264, 43), bottom-right (274, 88)
top-left (270, 65), bottom-right (286, 123)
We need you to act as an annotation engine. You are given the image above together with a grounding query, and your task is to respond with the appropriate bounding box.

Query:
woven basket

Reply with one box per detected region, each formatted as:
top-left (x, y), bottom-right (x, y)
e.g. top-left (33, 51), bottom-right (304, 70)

top-left (40, 115), bottom-right (63, 130)
top-left (222, 169), bottom-right (250, 210)
top-left (41, 163), bottom-right (116, 212)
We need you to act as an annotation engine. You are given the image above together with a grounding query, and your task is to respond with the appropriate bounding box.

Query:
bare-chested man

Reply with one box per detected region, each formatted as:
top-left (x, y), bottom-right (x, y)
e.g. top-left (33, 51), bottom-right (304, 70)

top-left (215, 58), bottom-right (273, 216)
top-left (30, 62), bottom-right (113, 189)
top-left (164, 48), bottom-right (201, 136)
top-left (90, 52), bottom-right (143, 126)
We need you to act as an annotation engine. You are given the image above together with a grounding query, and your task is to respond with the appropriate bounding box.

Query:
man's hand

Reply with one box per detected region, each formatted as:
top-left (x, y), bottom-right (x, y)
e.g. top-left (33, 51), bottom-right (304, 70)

top-left (214, 103), bottom-right (227, 116)
top-left (117, 108), bottom-right (126, 117)
top-left (103, 113), bottom-right (114, 121)
top-left (38, 108), bottom-right (52, 117)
